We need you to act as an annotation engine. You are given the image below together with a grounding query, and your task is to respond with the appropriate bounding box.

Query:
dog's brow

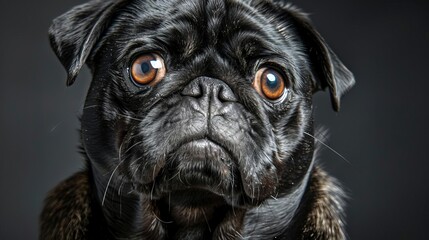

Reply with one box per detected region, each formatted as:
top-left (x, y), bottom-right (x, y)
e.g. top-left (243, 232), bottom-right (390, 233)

top-left (115, 37), bottom-right (165, 63)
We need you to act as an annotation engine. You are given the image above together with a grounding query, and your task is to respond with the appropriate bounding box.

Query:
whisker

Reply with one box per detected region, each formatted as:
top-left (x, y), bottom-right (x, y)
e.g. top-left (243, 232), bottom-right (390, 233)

top-left (231, 168), bottom-right (236, 217)
top-left (153, 212), bottom-right (173, 224)
top-left (167, 171), bottom-right (180, 181)
top-left (201, 209), bottom-right (212, 233)
top-left (118, 176), bottom-right (125, 217)
top-left (150, 179), bottom-right (156, 201)
top-left (130, 156), bottom-right (144, 166)
top-left (132, 163), bottom-right (142, 179)
top-left (178, 169), bottom-right (185, 185)
top-left (304, 131), bottom-right (350, 164)
top-left (82, 105), bottom-right (98, 110)
top-left (102, 161), bottom-right (123, 206)
top-left (124, 141), bottom-right (142, 154)
top-left (168, 192), bottom-right (171, 212)
top-left (116, 113), bottom-right (143, 121)
top-left (49, 122), bottom-right (62, 133)
top-left (270, 191), bottom-right (279, 200)
top-left (102, 142), bottom-right (125, 207)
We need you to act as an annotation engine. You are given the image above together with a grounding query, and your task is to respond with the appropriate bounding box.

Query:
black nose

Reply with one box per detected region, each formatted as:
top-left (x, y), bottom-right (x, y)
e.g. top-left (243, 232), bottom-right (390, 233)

top-left (181, 77), bottom-right (237, 103)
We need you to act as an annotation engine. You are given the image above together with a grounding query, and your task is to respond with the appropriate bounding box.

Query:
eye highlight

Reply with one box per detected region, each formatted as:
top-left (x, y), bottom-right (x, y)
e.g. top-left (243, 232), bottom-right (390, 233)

top-left (130, 53), bottom-right (166, 86)
top-left (253, 67), bottom-right (287, 100)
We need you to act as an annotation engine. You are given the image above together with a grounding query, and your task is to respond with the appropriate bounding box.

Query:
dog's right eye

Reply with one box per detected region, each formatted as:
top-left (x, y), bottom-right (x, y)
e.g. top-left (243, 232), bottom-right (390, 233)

top-left (130, 53), bottom-right (166, 86)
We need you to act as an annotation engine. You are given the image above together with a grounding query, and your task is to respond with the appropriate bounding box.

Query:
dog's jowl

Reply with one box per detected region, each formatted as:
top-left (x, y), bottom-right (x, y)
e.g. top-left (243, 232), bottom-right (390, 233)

top-left (40, 0), bottom-right (355, 239)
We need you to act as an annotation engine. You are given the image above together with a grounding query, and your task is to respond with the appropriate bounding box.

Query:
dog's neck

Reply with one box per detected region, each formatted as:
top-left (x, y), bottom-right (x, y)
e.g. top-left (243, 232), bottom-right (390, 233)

top-left (95, 178), bottom-right (309, 239)
top-left (93, 171), bottom-right (246, 239)
top-left (156, 198), bottom-right (246, 239)
top-left (40, 164), bottom-right (345, 240)
top-left (242, 173), bottom-right (310, 238)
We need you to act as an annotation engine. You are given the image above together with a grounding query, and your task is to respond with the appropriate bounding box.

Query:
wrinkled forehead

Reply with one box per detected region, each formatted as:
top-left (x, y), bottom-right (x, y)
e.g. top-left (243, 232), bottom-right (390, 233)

top-left (106, 0), bottom-right (300, 66)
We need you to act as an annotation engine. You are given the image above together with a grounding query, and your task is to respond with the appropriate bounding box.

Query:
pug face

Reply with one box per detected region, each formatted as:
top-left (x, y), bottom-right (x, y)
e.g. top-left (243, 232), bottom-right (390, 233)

top-left (49, 0), bottom-right (354, 238)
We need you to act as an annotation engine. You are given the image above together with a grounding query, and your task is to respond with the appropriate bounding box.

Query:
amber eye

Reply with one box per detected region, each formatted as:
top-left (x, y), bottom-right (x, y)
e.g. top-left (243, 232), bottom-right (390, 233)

top-left (130, 53), bottom-right (166, 86)
top-left (253, 67), bottom-right (287, 100)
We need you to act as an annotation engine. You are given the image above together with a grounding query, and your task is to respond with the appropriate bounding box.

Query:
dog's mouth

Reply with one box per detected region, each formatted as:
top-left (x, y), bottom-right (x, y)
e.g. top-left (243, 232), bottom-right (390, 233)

top-left (131, 139), bottom-right (245, 204)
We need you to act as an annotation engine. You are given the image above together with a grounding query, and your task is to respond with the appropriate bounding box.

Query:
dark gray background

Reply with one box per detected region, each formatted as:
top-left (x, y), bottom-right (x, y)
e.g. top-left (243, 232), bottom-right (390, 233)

top-left (1, 0), bottom-right (428, 239)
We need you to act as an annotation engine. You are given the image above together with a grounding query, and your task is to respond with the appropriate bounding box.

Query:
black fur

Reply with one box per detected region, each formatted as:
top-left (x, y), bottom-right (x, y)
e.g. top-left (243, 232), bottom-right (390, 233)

top-left (41, 0), bottom-right (354, 239)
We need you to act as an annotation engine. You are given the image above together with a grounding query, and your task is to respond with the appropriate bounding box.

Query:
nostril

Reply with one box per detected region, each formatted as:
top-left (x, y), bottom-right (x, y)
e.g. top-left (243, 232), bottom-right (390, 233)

top-left (218, 85), bottom-right (238, 102)
top-left (181, 80), bottom-right (203, 98)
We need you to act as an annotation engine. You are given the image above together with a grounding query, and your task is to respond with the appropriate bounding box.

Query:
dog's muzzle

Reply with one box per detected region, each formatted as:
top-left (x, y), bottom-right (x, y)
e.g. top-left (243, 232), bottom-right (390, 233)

top-left (121, 77), bottom-right (279, 205)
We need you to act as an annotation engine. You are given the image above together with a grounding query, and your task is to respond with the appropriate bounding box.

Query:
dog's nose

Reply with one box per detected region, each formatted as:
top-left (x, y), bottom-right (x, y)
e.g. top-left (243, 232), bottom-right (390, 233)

top-left (181, 77), bottom-right (237, 103)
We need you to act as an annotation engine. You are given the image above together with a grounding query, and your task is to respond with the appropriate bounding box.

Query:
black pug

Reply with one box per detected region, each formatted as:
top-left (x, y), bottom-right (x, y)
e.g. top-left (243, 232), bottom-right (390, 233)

top-left (40, 0), bottom-right (354, 239)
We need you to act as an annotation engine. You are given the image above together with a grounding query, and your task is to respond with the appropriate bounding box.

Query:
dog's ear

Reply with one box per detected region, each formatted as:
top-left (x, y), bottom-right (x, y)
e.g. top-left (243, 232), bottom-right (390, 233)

top-left (283, 6), bottom-right (355, 111)
top-left (49, 0), bottom-right (128, 86)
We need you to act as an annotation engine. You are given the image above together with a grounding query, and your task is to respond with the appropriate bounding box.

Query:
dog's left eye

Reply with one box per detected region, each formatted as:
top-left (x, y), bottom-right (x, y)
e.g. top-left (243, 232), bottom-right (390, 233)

top-left (253, 67), bottom-right (288, 100)
top-left (130, 53), bottom-right (166, 86)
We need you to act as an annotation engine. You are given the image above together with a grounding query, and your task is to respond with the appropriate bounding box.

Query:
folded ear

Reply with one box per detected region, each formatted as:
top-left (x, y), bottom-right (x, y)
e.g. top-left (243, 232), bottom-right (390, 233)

top-left (49, 0), bottom-right (128, 86)
top-left (283, 6), bottom-right (355, 111)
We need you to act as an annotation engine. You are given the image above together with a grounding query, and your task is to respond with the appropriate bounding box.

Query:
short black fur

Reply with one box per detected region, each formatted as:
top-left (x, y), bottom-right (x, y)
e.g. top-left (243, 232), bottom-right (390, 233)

top-left (41, 0), bottom-right (354, 239)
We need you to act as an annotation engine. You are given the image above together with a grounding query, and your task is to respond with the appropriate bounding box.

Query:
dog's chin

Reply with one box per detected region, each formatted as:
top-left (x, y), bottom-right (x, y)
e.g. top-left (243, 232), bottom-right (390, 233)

top-left (130, 139), bottom-right (258, 207)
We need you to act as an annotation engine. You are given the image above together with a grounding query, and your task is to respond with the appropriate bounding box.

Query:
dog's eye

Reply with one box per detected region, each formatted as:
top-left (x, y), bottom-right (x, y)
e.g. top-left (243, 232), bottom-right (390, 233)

top-left (130, 54), bottom-right (166, 86)
top-left (253, 68), bottom-right (287, 100)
